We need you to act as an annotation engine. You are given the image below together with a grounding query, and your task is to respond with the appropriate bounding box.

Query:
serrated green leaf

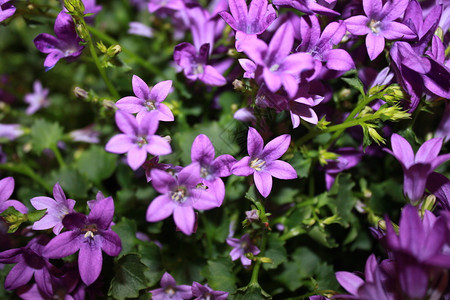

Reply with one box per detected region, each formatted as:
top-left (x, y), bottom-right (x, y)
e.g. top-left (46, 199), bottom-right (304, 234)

top-left (262, 234), bottom-right (287, 270)
top-left (139, 243), bottom-right (163, 286)
top-left (290, 152), bottom-right (311, 178)
top-left (329, 174), bottom-right (356, 227)
top-left (341, 77), bottom-right (365, 96)
top-left (49, 167), bottom-right (89, 199)
top-left (233, 284), bottom-right (272, 300)
top-left (76, 145), bottom-right (117, 184)
top-left (112, 218), bottom-right (137, 256)
top-left (30, 119), bottom-right (64, 153)
top-left (108, 254), bottom-right (148, 300)
top-left (201, 258), bottom-right (236, 293)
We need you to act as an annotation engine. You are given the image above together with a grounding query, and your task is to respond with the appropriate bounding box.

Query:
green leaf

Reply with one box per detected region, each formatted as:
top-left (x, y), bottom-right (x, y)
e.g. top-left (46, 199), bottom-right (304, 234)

top-left (112, 218), bottom-right (137, 256)
top-left (30, 119), bottom-right (64, 153)
top-left (201, 258), bottom-right (237, 293)
top-left (108, 254), bottom-right (148, 300)
top-left (76, 145), bottom-right (117, 184)
top-left (308, 226), bottom-right (338, 248)
top-left (27, 209), bottom-right (47, 223)
top-left (341, 77), bottom-right (365, 96)
top-left (139, 243), bottom-right (163, 286)
top-left (290, 153), bottom-right (312, 179)
top-left (262, 234), bottom-right (287, 270)
top-left (233, 284), bottom-right (272, 300)
top-left (328, 174), bottom-right (356, 227)
top-left (49, 167), bottom-right (89, 199)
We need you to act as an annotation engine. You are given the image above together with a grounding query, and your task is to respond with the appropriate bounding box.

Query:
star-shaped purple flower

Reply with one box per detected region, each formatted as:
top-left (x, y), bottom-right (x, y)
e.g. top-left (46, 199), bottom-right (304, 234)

top-left (24, 80), bottom-right (50, 115)
top-left (34, 11), bottom-right (85, 71)
top-left (43, 192), bottom-right (122, 286)
top-left (344, 0), bottom-right (416, 60)
top-left (146, 164), bottom-right (219, 235)
top-left (386, 133), bottom-right (450, 202)
top-left (226, 233), bottom-right (260, 267)
top-left (149, 272), bottom-right (192, 300)
top-left (191, 282), bottom-right (228, 300)
top-left (0, 0), bottom-right (15, 22)
top-left (30, 182), bottom-right (76, 235)
top-left (105, 110), bottom-right (172, 170)
top-left (116, 75), bottom-right (174, 123)
top-left (0, 177), bottom-right (28, 214)
top-left (231, 127), bottom-right (297, 197)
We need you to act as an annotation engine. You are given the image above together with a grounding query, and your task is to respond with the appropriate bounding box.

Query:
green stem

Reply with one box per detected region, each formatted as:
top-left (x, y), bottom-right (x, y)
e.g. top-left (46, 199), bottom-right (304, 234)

top-left (0, 163), bottom-right (52, 193)
top-left (76, 21), bottom-right (119, 99)
top-left (249, 199), bottom-right (268, 286)
top-left (50, 145), bottom-right (65, 168)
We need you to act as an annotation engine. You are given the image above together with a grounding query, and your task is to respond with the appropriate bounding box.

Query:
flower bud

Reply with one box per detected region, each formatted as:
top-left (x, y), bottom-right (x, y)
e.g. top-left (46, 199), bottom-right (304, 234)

top-left (74, 87), bottom-right (89, 99)
top-left (106, 45), bottom-right (122, 57)
top-left (368, 127), bottom-right (385, 145)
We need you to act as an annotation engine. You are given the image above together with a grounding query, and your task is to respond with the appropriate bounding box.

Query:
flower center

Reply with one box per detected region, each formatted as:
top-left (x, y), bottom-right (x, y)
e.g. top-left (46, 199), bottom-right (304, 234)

top-left (164, 287), bottom-right (175, 295)
top-left (250, 158), bottom-right (266, 171)
top-left (171, 186), bottom-right (187, 203)
top-left (81, 224), bottom-right (98, 239)
top-left (136, 136), bottom-right (148, 148)
top-left (144, 100), bottom-right (156, 111)
top-left (269, 64), bottom-right (280, 72)
top-left (369, 19), bottom-right (381, 34)
top-left (193, 63), bottom-right (204, 75)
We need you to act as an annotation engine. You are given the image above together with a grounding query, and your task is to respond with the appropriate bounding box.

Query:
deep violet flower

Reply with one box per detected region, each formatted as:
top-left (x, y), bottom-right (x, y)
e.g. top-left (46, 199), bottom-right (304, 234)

top-left (226, 233), bottom-right (260, 267)
top-left (24, 80), bottom-right (50, 115)
top-left (149, 272), bottom-right (192, 300)
top-left (0, 177), bottom-right (28, 214)
top-left (231, 127), bottom-right (297, 197)
top-left (0, 236), bottom-right (54, 297)
top-left (386, 133), bottom-right (450, 202)
top-left (34, 11), bottom-right (84, 71)
top-left (146, 164), bottom-right (219, 235)
top-left (323, 148), bottom-right (362, 190)
top-left (190, 134), bottom-right (236, 204)
top-left (105, 110), bottom-right (172, 170)
top-left (0, 0), bottom-right (15, 22)
top-left (30, 182), bottom-right (76, 235)
top-left (344, 0), bottom-right (416, 60)
top-left (43, 192), bottom-right (122, 286)
top-left (191, 282), bottom-right (228, 300)
top-left (240, 22), bottom-right (314, 98)
top-left (116, 75), bottom-right (174, 122)
top-left (174, 42), bottom-right (227, 86)
top-left (218, 0), bottom-right (277, 51)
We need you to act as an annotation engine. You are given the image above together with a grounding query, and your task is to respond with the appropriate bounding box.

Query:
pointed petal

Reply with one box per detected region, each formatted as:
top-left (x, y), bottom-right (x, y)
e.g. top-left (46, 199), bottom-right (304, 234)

top-left (88, 196), bottom-right (114, 229)
top-left (191, 188), bottom-right (221, 210)
top-left (366, 33), bottom-right (385, 61)
top-left (263, 68), bottom-right (282, 93)
top-left (115, 96), bottom-right (144, 113)
top-left (254, 171), bottom-right (272, 197)
top-left (139, 110), bottom-right (159, 136)
top-left (403, 163), bottom-right (431, 202)
top-left (4, 261), bottom-right (34, 290)
top-left (146, 195), bottom-right (175, 222)
top-left (335, 271), bottom-right (364, 295)
top-left (228, 0), bottom-right (248, 26)
top-left (363, 0), bottom-right (382, 18)
top-left (156, 103), bottom-right (174, 121)
top-left (132, 75), bottom-right (150, 100)
top-left (262, 134), bottom-right (290, 161)
top-left (146, 135), bottom-right (172, 156)
top-left (79, 241), bottom-right (102, 286)
top-left (390, 133), bottom-right (415, 169)
top-left (127, 146), bottom-right (147, 170)
top-left (105, 134), bottom-right (134, 154)
top-left (173, 205), bottom-right (195, 235)
top-left (231, 156), bottom-right (253, 176)
top-left (267, 22), bottom-right (294, 64)
top-left (191, 134), bottom-right (215, 165)
top-left (381, 22), bottom-right (416, 40)
top-left (150, 80), bottom-right (172, 103)
top-left (201, 65), bottom-right (227, 86)
top-left (100, 230), bottom-right (122, 256)
top-left (325, 49), bottom-right (355, 71)
top-left (43, 231), bottom-right (80, 259)
top-left (266, 160), bottom-right (297, 179)
top-left (219, 11), bottom-right (239, 31)
top-left (178, 163), bottom-right (202, 187)
top-left (115, 111), bottom-right (138, 135)
top-left (415, 138), bottom-right (443, 163)
top-left (247, 127), bottom-right (264, 157)
top-left (345, 16), bottom-right (370, 35)
top-left (0, 177), bottom-right (14, 202)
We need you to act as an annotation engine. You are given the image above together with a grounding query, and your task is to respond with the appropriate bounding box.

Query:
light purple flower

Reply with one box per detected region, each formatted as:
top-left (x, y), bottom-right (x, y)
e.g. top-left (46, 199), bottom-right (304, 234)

top-left (190, 134), bottom-right (236, 205)
top-left (218, 0), bottom-right (276, 51)
top-left (105, 110), bottom-right (172, 170)
top-left (24, 80), bottom-right (50, 115)
top-left (0, 177), bottom-right (28, 214)
top-left (43, 192), bottom-right (122, 286)
top-left (272, 0), bottom-right (339, 16)
top-left (128, 21), bottom-right (153, 38)
top-left (344, 0), bottom-right (416, 60)
top-left (0, 124), bottom-right (24, 141)
top-left (149, 272), bottom-right (192, 300)
top-left (174, 42), bottom-right (227, 86)
top-left (69, 125), bottom-right (100, 143)
top-left (0, 0), bottom-right (15, 22)
top-left (146, 164), bottom-right (219, 235)
top-left (191, 282), bottom-right (228, 300)
top-left (231, 127), bottom-right (297, 197)
top-left (116, 75), bottom-right (174, 122)
top-left (30, 182), bottom-right (76, 235)
top-left (435, 101), bottom-right (450, 144)
top-left (386, 133), bottom-right (450, 202)
top-left (34, 11), bottom-right (85, 71)
top-left (0, 236), bottom-right (54, 296)
top-left (240, 22), bottom-right (314, 98)
top-left (226, 233), bottom-right (260, 267)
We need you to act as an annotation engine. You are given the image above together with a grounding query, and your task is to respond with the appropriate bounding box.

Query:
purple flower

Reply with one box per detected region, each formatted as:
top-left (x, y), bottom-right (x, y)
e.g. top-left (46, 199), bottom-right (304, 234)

top-left (190, 134), bottom-right (236, 204)
top-left (43, 192), bottom-right (122, 286)
top-left (34, 11), bottom-right (85, 71)
top-left (0, 236), bottom-right (54, 296)
top-left (30, 182), bottom-right (76, 235)
top-left (226, 233), bottom-right (260, 267)
top-left (344, 0), bottom-right (416, 60)
top-left (386, 133), bottom-right (450, 202)
top-left (24, 80), bottom-right (50, 115)
top-left (384, 205), bottom-right (450, 298)
top-left (427, 172), bottom-right (450, 211)
top-left (146, 164), bottom-right (219, 235)
top-left (272, 0), bottom-right (339, 16)
top-left (174, 42), bottom-right (227, 86)
top-left (143, 156), bottom-right (172, 182)
top-left (218, 0), bottom-right (276, 51)
top-left (0, 177), bottom-right (28, 214)
top-left (0, 0), bottom-right (15, 22)
top-left (0, 124), bottom-right (24, 141)
top-left (240, 22), bottom-right (314, 98)
top-left (149, 272), bottom-right (192, 300)
top-left (323, 148), bottom-right (362, 190)
top-left (105, 111), bottom-right (172, 170)
top-left (69, 125), bottom-right (100, 143)
top-left (128, 22), bottom-right (153, 38)
top-left (116, 75), bottom-right (174, 122)
top-left (231, 127), bottom-right (297, 197)
top-left (191, 282), bottom-right (228, 300)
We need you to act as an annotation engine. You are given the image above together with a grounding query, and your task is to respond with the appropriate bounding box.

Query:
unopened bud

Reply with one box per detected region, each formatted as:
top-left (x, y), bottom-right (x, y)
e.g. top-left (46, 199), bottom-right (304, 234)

top-left (76, 24), bottom-right (89, 40)
top-left (162, 136), bottom-right (172, 144)
top-left (227, 48), bottom-right (239, 57)
top-left (232, 79), bottom-right (245, 92)
top-left (74, 87), bottom-right (89, 99)
top-left (422, 194), bottom-right (436, 212)
top-left (368, 127), bottom-right (385, 145)
top-left (102, 100), bottom-right (116, 110)
top-left (97, 41), bottom-right (107, 53)
top-left (106, 45), bottom-right (122, 57)
top-left (383, 84), bottom-right (407, 104)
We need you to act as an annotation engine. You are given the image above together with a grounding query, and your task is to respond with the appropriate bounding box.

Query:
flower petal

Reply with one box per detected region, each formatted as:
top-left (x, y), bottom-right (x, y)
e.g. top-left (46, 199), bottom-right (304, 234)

top-left (146, 195), bottom-right (175, 222)
top-left (254, 171), bottom-right (272, 197)
top-left (265, 160), bottom-right (297, 179)
top-left (173, 205), bottom-right (195, 235)
top-left (132, 75), bottom-right (150, 100)
top-left (262, 134), bottom-right (291, 161)
top-left (79, 241), bottom-right (102, 286)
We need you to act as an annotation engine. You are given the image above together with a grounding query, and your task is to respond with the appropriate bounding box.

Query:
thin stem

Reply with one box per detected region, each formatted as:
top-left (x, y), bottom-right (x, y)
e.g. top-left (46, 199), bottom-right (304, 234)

top-left (50, 145), bottom-right (65, 168)
top-left (249, 199), bottom-right (268, 286)
top-left (0, 163), bottom-right (52, 193)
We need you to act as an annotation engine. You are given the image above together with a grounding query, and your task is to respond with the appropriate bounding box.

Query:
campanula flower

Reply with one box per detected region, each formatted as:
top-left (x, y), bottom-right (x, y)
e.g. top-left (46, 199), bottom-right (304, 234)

top-left (24, 80), bottom-right (50, 115)
top-left (226, 233), bottom-right (260, 267)
top-left (0, 177), bottom-right (28, 214)
top-left (149, 272), bottom-right (192, 300)
top-left (0, 0), bottom-right (15, 22)
top-left (191, 282), bottom-right (228, 300)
